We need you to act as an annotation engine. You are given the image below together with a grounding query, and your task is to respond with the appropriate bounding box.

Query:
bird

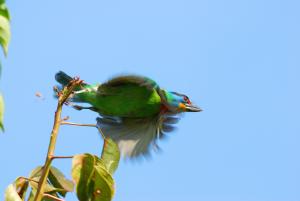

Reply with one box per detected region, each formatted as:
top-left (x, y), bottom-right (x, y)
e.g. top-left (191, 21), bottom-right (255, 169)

top-left (55, 71), bottom-right (202, 158)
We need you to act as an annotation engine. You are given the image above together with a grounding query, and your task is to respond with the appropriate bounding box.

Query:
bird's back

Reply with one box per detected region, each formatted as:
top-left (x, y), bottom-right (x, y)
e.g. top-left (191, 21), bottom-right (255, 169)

top-left (77, 76), bottom-right (162, 118)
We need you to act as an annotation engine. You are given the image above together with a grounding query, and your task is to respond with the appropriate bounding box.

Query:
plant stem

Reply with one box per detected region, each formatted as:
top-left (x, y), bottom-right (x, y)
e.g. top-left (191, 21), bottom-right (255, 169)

top-left (34, 79), bottom-right (82, 201)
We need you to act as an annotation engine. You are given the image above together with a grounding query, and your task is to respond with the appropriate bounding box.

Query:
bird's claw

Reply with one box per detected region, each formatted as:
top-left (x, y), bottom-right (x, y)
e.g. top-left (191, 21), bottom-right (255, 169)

top-left (68, 76), bottom-right (84, 86)
top-left (53, 86), bottom-right (63, 98)
top-left (74, 76), bottom-right (80, 81)
top-left (73, 105), bottom-right (83, 110)
top-left (61, 116), bottom-right (70, 121)
top-left (73, 76), bottom-right (83, 83)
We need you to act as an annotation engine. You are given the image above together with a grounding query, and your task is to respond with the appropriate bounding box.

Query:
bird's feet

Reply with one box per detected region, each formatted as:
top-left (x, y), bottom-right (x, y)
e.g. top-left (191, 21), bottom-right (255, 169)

top-left (72, 105), bottom-right (96, 111)
top-left (53, 86), bottom-right (62, 98)
top-left (70, 76), bottom-right (84, 86)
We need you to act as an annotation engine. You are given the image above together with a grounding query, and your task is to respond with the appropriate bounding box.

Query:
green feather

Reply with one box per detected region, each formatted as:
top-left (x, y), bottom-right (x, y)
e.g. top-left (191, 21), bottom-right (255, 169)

top-left (73, 75), bottom-right (162, 117)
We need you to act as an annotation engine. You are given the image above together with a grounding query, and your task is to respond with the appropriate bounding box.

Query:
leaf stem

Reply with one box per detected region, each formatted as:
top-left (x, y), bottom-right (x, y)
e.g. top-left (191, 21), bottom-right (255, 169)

top-left (33, 79), bottom-right (82, 201)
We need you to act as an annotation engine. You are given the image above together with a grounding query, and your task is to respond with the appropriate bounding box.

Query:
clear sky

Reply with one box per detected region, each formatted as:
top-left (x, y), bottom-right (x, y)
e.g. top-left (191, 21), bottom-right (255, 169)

top-left (1, 0), bottom-right (300, 201)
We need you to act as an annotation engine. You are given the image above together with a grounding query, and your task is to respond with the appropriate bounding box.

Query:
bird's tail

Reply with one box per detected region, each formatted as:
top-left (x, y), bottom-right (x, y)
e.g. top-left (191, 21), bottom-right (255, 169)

top-left (55, 71), bottom-right (74, 87)
top-left (54, 71), bottom-right (96, 103)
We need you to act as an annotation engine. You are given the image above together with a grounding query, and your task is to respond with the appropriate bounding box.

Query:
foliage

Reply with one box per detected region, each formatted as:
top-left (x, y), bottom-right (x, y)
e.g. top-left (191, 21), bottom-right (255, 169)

top-left (0, 0), bottom-right (10, 57)
top-left (5, 138), bottom-right (120, 201)
top-left (4, 80), bottom-right (121, 201)
top-left (72, 138), bottom-right (120, 201)
top-left (100, 138), bottom-right (121, 175)
top-left (0, 93), bottom-right (4, 131)
top-left (0, 0), bottom-right (11, 131)
top-left (28, 166), bottom-right (74, 199)
top-left (71, 139), bottom-right (120, 201)
top-left (2, 2), bottom-right (121, 200)
top-left (4, 167), bottom-right (74, 201)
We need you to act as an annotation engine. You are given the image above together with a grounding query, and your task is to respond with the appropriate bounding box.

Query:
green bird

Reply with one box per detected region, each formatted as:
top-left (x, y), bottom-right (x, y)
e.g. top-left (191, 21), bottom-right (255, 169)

top-left (55, 71), bottom-right (201, 158)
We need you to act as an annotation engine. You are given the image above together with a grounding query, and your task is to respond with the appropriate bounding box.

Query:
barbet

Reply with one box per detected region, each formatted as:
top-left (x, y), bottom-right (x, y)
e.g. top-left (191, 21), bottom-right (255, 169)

top-left (55, 71), bottom-right (201, 158)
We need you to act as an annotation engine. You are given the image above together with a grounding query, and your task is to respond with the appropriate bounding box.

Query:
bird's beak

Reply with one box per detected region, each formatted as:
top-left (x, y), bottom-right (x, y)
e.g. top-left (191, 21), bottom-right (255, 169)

top-left (185, 103), bottom-right (202, 112)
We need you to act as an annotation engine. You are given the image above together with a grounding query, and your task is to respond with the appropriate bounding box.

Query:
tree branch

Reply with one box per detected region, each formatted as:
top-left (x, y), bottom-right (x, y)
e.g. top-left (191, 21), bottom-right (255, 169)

top-left (43, 193), bottom-right (65, 201)
top-left (33, 78), bottom-right (82, 201)
top-left (60, 121), bottom-right (96, 127)
top-left (51, 155), bottom-right (74, 160)
top-left (19, 177), bottom-right (39, 183)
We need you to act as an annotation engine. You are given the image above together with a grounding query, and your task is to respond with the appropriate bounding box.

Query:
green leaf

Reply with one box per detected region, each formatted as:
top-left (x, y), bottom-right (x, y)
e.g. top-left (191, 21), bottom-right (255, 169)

top-left (48, 166), bottom-right (74, 197)
top-left (0, 2), bottom-right (10, 20)
top-left (29, 178), bottom-right (62, 194)
top-left (72, 154), bottom-right (115, 201)
top-left (29, 166), bottom-right (43, 178)
top-left (93, 160), bottom-right (115, 201)
top-left (29, 166), bottom-right (69, 195)
top-left (14, 177), bottom-right (29, 200)
top-left (6, 168), bottom-right (65, 201)
top-left (0, 93), bottom-right (4, 131)
top-left (72, 154), bottom-right (96, 201)
top-left (0, 1), bottom-right (10, 56)
top-left (27, 189), bottom-right (60, 201)
top-left (4, 184), bottom-right (22, 201)
top-left (27, 190), bottom-right (35, 201)
top-left (100, 138), bottom-right (120, 174)
top-left (4, 177), bottom-right (29, 201)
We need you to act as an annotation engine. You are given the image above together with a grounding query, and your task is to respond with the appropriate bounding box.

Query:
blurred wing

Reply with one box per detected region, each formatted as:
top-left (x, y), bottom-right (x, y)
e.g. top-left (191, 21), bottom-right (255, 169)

top-left (96, 113), bottom-right (179, 158)
top-left (98, 75), bottom-right (159, 94)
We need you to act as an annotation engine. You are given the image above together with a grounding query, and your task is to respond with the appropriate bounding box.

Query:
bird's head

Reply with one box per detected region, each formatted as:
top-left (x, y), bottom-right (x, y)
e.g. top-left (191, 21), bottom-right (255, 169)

top-left (161, 91), bottom-right (202, 113)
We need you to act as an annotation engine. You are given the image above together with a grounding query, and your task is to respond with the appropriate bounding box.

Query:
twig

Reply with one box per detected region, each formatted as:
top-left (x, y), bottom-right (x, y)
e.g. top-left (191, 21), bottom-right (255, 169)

top-left (19, 177), bottom-right (39, 183)
top-left (43, 193), bottom-right (65, 201)
top-left (50, 155), bottom-right (74, 160)
top-left (61, 121), bottom-right (105, 139)
top-left (61, 120), bottom-right (105, 140)
top-left (60, 121), bottom-right (96, 127)
top-left (34, 79), bottom-right (82, 201)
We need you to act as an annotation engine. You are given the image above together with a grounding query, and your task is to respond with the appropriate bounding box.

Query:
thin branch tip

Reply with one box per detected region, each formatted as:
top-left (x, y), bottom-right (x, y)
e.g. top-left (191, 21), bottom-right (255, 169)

top-left (33, 79), bottom-right (82, 201)
top-left (61, 121), bottom-right (97, 127)
top-left (43, 193), bottom-right (65, 201)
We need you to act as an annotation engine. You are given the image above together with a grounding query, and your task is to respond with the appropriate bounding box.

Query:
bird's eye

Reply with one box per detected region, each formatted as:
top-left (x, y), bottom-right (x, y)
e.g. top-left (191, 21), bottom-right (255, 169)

top-left (184, 96), bottom-right (190, 103)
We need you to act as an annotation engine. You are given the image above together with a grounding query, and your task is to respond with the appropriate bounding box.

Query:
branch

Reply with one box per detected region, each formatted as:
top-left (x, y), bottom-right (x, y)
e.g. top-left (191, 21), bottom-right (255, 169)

top-left (33, 78), bottom-right (82, 201)
top-left (61, 121), bottom-right (96, 127)
top-left (43, 193), bottom-right (65, 201)
top-left (61, 121), bottom-right (105, 139)
top-left (51, 155), bottom-right (74, 160)
top-left (19, 177), bottom-right (39, 183)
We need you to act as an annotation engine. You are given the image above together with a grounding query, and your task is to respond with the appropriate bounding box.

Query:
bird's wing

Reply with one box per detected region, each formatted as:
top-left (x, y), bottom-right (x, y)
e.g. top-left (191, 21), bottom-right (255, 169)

top-left (96, 113), bottom-right (180, 158)
top-left (98, 75), bottom-right (159, 94)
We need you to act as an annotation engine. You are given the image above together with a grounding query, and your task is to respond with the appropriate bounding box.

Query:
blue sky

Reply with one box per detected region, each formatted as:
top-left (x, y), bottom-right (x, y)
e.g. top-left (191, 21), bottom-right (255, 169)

top-left (1, 0), bottom-right (300, 200)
